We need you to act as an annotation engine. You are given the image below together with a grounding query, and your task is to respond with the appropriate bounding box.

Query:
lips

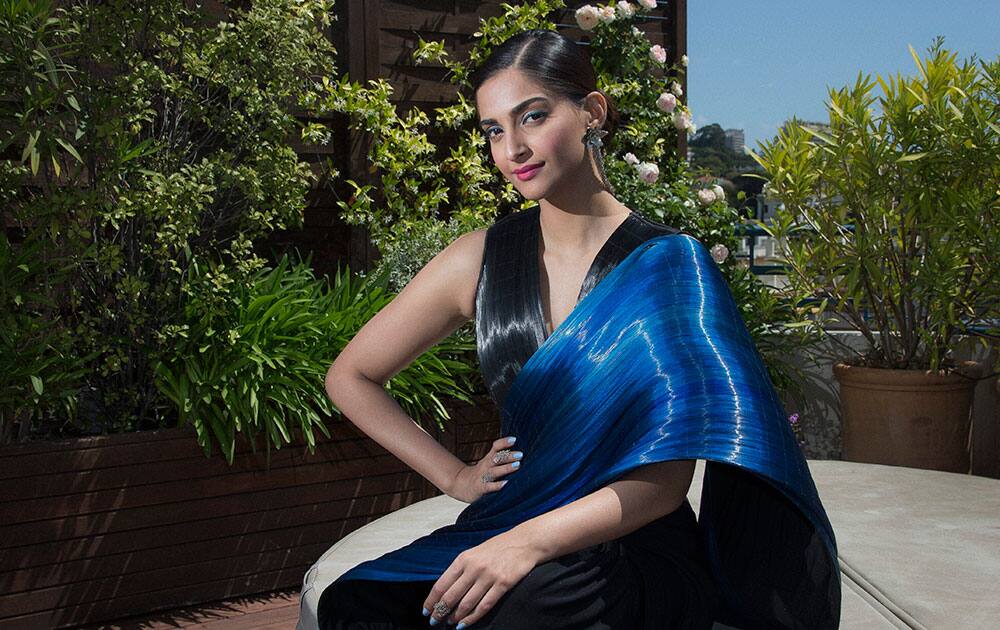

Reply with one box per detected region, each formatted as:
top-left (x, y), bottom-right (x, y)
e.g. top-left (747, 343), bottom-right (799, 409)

top-left (514, 163), bottom-right (544, 180)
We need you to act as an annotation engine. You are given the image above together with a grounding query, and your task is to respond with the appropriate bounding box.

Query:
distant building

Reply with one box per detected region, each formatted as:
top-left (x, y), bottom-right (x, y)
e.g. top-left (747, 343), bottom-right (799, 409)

top-left (723, 128), bottom-right (745, 154)
top-left (779, 119), bottom-right (831, 138)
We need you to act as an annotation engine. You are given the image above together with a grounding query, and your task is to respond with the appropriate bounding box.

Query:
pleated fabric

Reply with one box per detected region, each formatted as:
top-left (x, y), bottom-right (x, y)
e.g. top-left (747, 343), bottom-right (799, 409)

top-left (317, 206), bottom-right (841, 629)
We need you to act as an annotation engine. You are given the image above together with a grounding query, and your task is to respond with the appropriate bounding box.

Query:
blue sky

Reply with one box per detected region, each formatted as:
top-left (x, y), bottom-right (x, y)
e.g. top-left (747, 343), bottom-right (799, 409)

top-left (687, 1), bottom-right (1000, 152)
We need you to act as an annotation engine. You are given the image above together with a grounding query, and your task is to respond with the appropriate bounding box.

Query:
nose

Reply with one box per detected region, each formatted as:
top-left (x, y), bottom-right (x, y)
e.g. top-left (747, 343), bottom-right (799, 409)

top-left (504, 128), bottom-right (530, 164)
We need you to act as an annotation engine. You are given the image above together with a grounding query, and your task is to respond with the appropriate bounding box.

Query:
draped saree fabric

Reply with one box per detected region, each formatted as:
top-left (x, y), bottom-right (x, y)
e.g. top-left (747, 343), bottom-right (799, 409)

top-left (325, 207), bottom-right (841, 629)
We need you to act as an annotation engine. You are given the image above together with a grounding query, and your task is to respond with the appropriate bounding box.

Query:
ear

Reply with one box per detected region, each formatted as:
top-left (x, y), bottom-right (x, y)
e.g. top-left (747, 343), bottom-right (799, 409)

top-left (582, 91), bottom-right (608, 128)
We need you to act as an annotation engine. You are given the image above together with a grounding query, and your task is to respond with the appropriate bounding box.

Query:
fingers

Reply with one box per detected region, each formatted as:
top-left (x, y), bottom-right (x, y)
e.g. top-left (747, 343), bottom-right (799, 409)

top-left (451, 582), bottom-right (508, 628)
top-left (491, 435), bottom-right (517, 452)
top-left (423, 568), bottom-right (475, 626)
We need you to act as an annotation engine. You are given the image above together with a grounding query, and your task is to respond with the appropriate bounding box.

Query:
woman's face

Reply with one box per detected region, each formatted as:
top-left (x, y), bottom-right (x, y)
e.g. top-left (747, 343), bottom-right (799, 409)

top-left (475, 68), bottom-right (597, 200)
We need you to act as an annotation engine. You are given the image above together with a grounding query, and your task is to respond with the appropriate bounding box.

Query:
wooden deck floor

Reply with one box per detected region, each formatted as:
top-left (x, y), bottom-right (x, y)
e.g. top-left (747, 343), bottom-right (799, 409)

top-left (95, 589), bottom-right (301, 629)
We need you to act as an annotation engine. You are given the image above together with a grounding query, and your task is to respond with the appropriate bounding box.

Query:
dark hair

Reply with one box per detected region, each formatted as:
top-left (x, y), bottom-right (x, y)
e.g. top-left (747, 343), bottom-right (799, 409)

top-left (468, 29), bottom-right (620, 165)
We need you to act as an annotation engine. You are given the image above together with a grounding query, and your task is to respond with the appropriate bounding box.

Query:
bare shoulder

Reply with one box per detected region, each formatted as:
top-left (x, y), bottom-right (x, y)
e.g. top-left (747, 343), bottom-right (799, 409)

top-left (446, 228), bottom-right (487, 320)
top-left (327, 227), bottom-right (487, 387)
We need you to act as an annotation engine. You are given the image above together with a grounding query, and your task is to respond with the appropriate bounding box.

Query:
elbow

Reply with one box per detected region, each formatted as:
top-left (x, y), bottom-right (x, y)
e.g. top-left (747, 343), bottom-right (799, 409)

top-left (325, 360), bottom-right (352, 403)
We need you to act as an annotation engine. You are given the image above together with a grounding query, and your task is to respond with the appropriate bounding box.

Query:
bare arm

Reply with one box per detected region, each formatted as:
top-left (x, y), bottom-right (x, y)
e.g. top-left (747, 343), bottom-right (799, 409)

top-left (503, 459), bottom-right (696, 564)
top-left (325, 230), bottom-right (486, 495)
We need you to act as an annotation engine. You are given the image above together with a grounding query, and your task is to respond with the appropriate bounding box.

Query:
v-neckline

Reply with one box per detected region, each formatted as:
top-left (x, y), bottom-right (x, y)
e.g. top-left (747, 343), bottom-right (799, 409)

top-left (533, 206), bottom-right (634, 342)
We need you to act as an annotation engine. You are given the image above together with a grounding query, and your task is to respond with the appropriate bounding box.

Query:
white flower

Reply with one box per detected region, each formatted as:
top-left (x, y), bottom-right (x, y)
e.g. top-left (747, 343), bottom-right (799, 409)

top-left (598, 6), bottom-right (616, 23)
top-left (636, 161), bottom-right (659, 184)
top-left (683, 198), bottom-right (695, 208)
top-left (637, 0), bottom-right (657, 9)
top-left (673, 110), bottom-right (693, 132)
top-left (649, 44), bottom-right (667, 64)
top-left (710, 243), bottom-right (730, 263)
top-left (680, 54), bottom-right (688, 67)
top-left (575, 5), bottom-right (601, 30)
top-left (697, 188), bottom-right (716, 206)
top-left (623, 152), bottom-right (640, 166)
top-left (616, 1), bottom-right (635, 18)
top-left (655, 92), bottom-right (677, 113)
top-left (670, 81), bottom-right (683, 97)
top-left (712, 184), bottom-right (726, 203)
top-left (631, 26), bottom-right (642, 36)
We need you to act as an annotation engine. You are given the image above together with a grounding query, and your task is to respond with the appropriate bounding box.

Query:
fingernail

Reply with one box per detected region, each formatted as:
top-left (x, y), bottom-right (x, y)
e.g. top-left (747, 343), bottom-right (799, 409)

top-left (511, 461), bottom-right (520, 468)
top-left (429, 617), bottom-right (439, 626)
top-left (422, 607), bottom-right (430, 617)
top-left (500, 479), bottom-right (508, 486)
top-left (457, 624), bottom-right (467, 630)
top-left (513, 451), bottom-right (523, 459)
top-left (507, 436), bottom-right (516, 444)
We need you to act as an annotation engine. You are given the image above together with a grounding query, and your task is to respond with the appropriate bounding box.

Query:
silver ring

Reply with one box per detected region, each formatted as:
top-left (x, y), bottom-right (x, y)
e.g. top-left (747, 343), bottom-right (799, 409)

top-left (433, 600), bottom-right (451, 616)
top-left (493, 449), bottom-right (511, 464)
top-left (482, 471), bottom-right (493, 483)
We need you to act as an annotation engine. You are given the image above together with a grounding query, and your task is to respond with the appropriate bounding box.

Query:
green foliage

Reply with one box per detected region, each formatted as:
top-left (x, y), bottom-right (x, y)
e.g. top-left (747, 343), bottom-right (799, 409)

top-left (1, 0), bottom-right (344, 442)
top-left (751, 37), bottom-right (1000, 374)
top-left (153, 253), bottom-right (478, 465)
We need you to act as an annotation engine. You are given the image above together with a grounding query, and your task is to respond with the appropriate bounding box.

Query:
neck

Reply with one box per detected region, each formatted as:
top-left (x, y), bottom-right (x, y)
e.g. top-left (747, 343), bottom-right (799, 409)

top-left (536, 192), bottom-right (632, 254)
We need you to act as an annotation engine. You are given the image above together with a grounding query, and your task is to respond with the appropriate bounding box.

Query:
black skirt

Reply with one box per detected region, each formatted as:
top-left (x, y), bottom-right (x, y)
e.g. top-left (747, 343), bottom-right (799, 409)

top-left (316, 499), bottom-right (719, 629)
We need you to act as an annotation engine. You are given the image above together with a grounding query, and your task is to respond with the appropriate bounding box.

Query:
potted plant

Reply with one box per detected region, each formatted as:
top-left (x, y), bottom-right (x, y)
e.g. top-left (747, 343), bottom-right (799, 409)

top-left (751, 38), bottom-right (999, 472)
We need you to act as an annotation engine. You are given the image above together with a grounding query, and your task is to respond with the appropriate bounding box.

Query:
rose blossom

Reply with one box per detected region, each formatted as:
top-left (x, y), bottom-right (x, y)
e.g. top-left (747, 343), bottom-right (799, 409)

top-left (712, 184), bottom-right (726, 203)
top-left (649, 44), bottom-right (667, 64)
top-left (710, 243), bottom-right (730, 263)
top-left (623, 152), bottom-right (640, 166)
top-left (636, 162), bottom-right (659, 183)
top-left (637, 0), bottom-right (657, 9)
top-left (575, 5), bottom-right (600, 31)
top-left (680, 54), bottom-right (688, 67)
top-left (673, 110), bottom-right (693, 132)
top-left (697, 188), bottom-right (716, 206)
top-left (616, 1), bottom-right (635, 18)
top-left (670, 80), bottom-right (683, 97)
top-left (597, 6), bottom-right (616, 23)
top-left (656, 92), bottom-right (677, 113)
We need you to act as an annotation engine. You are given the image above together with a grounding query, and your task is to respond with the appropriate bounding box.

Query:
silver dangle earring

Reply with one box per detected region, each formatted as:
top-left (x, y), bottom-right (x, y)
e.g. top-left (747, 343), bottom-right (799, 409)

top-left (583, 125), bottom-right (614, 195)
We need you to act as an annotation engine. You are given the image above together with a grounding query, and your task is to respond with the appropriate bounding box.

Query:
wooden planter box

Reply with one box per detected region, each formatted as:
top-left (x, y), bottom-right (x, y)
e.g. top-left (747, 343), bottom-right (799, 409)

top-left (0, 394), bottom-right (500, 628)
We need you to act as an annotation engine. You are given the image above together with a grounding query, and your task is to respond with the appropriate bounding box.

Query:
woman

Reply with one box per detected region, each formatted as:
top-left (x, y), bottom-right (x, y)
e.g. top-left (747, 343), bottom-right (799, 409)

top-left (316, 30), bottom-right (840, 630)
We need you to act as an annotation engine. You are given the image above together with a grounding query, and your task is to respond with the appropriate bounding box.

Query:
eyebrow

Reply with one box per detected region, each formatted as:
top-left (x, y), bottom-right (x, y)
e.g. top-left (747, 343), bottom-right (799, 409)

top-left (478, 96), bottom-right (550, 128)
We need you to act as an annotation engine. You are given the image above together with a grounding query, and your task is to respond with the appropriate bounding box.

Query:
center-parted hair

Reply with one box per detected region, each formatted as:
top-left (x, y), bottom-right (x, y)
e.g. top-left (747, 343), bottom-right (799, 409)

top-left (469, 29), bottom-right (621, 164)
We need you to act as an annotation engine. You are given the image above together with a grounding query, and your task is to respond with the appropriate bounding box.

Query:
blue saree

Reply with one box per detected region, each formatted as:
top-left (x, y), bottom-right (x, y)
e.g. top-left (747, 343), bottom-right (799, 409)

top-left (326, 210), bottom-right (841, 629)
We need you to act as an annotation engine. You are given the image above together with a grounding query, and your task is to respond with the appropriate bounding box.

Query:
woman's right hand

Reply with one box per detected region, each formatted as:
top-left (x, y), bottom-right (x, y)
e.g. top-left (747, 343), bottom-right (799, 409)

top-left (447, 436), bottom-right (523, 503)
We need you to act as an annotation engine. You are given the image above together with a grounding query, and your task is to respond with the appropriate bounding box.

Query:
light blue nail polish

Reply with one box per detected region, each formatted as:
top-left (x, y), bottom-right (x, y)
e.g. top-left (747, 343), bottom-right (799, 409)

top-left (422, 607), bottom-right (430, 616)
top-left (429, 617), bottom-right (439, 626)
top-left (456, 623), bottom-right (467, 630)
top-left (507, 436), bottom-right (516, 444)
top-left (513, 451), bottom-right (523, 459)
top-left (511, 461), bottom-right (520, 468)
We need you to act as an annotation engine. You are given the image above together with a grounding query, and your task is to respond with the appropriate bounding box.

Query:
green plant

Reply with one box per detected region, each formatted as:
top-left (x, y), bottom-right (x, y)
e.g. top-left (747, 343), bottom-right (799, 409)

top-left (751, 37), bottom-right (1000, 374)
top-left (1, 0), bottom-right (343, 438)
top-left (153, 252), bottom-right (478, 465)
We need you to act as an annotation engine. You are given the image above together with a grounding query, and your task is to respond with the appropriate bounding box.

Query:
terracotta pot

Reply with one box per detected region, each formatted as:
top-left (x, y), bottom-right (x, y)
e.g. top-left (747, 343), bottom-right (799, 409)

top-left (833, 361), bottom-right (980, 473)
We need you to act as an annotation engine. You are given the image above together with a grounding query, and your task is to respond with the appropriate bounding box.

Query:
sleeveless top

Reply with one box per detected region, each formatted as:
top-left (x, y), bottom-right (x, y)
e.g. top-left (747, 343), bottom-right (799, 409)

top-left (474, 204), bottom-right (682, 409)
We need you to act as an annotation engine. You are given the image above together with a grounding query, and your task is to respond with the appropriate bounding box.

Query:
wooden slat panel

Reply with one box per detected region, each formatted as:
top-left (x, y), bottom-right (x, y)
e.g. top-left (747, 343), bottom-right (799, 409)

top-left (1, 507), bottom-right (391, 593)
top-left (0, 456), bottom-right (421, 545)
top-left (2, 564), bottom-right (310, 630)
top-left (0, 478), bottom-right (429, 578)
top-left (0, 433), bottom-right (394, 509)
top-left (0, 542), bottom-right (329, 618)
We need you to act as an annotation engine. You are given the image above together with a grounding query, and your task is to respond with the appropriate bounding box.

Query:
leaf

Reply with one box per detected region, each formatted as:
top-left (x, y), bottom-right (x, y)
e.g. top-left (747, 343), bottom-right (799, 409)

top-left (30, 375), bottom-right (44, 396)
top-left (55, 137), bottom-right (82, 162)
top-left (896, 152), bottom-right (927, 162)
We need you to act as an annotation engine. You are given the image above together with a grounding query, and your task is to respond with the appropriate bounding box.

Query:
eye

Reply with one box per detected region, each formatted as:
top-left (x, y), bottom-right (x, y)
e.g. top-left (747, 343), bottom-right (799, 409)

top-left (484, 111), bottom-right (547, 140)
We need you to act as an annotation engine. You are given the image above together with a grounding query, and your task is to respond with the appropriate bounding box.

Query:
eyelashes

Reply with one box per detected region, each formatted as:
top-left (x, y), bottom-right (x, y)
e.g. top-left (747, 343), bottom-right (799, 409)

top-left (485, 111), bottom-right (547, 140)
